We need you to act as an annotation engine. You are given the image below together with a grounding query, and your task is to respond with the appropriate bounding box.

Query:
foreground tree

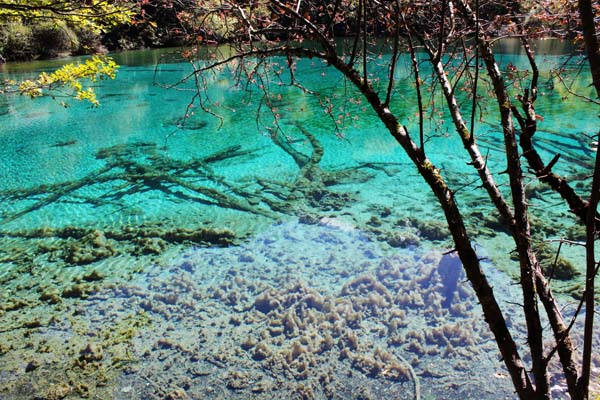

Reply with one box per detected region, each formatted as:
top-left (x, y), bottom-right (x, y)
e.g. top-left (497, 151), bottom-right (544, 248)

top-left (177, 1), bottom-right (599, 399)
top-left (576, 1), bottom-right (600, 398)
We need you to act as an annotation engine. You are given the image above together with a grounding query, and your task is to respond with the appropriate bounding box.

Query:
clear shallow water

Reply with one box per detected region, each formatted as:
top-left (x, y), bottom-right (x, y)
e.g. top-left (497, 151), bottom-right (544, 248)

top-left (0, 42), bottom-right (598, 399)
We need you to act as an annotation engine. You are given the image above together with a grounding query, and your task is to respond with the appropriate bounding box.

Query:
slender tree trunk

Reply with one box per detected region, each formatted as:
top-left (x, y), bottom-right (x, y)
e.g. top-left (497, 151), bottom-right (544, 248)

top-left (513, 37), bottom-right (583, 399)
top-left (581, 152), bottom-right (599, 400)
top-left (455, 1), bottom-right (548, 396)
top-left (577, 1), bottom-right (600, 397)
top-left (481, 49), bottom-right (549, 399)
top-left (515, 38), bottom-right (591, 230)
top-left (579, 0), bottom-right (600, 96)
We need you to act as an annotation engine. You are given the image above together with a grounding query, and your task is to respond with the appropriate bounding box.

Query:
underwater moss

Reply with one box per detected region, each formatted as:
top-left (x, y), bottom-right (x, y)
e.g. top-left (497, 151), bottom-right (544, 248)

top-left (510, 242), bottom-right (581, 280)
top-left (409, 218), bottom-right (450, 241)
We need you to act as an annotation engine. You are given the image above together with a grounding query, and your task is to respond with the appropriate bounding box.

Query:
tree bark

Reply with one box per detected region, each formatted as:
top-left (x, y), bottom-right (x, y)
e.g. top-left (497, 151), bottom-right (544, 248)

top-left (514, 37), bottom-right (597, 235)
top-left (577, 1), bottom-right (600, 397)
top-left (455, 1), bottom-right (549, 396)
top-left (480, 47), bottom-right (549, 400)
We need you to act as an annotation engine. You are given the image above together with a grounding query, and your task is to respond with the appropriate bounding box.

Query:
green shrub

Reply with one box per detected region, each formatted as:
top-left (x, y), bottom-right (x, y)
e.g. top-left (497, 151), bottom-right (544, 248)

top-left (72, 27), bottom-right (106, 55)
top-left (0, 26), bottom-right (7, 51)
top-left (32, 22), bottom-right (76, 59)
top-left (0, 22), bottom-right (35, 61)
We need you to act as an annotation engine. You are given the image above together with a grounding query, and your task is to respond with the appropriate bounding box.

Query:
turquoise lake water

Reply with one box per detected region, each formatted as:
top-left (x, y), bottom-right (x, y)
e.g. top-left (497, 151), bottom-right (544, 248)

top-left (0, 42), bottom-right (598, 399)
